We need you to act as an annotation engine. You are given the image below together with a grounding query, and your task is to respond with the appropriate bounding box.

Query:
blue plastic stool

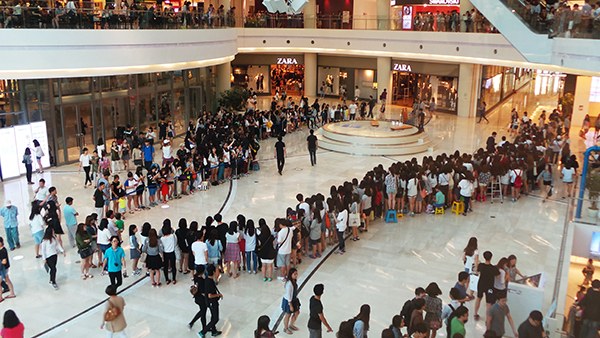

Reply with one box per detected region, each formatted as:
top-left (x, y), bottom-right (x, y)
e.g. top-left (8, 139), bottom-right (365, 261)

top-left (385, 210), bottom-right (398, 223)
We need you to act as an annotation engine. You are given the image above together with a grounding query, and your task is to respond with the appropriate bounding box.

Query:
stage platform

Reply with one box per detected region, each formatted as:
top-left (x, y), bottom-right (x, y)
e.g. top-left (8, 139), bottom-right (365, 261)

top-left (318, 120), bottom-right (434, 156)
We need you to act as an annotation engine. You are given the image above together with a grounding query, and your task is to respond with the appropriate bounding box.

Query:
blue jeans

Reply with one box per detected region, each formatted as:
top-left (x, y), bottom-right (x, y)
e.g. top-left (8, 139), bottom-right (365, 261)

top-left (4, 227), bottom-right (19, 250)
top-left (246, 251), bottom-right (257, 272)
top-left (581, 319), bottom-right (600, 338)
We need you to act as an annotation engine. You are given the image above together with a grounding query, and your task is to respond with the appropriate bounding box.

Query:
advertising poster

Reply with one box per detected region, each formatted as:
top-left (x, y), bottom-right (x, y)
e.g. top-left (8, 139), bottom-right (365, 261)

top-left (0, 128), bottom-right (18, 179)
top-left (14, 124), bottom-right (33, 175)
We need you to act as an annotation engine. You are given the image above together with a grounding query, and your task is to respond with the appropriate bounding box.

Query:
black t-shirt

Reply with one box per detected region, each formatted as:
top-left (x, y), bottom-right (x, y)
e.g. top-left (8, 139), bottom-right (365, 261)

top-left (307, 135), bottom-right (318, 149)
top-left (194, 274), bottom-right (206, 302)
top-left (275, 141), bottom-right (286, 158)
top-left (158, 122), bottom-right (167, 136)
top-left (205, 277), bottom-right (219, 304)
top-left (518, 319), bottom-right (543, 338)
top-left (94, 189), bottom-right (105, 208)
top-left (308, 296), bottom-right (323, 330)
top-left (477, 263), bottom-right (500, 289)
top-left (0, 247), bottom-right (9, 269)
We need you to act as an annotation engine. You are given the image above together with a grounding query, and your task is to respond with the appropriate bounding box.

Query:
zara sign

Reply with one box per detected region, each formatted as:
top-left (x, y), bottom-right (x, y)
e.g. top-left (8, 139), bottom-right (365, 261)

top-left (392, 63), bottom-right (412, 72)
top-left (277, 57), bottom-right (299, 65)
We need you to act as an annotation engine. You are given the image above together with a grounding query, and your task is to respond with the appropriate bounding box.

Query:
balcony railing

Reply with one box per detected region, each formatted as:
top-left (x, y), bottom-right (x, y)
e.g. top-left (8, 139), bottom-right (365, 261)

top-left (0, 6), bottom-right (498, 33)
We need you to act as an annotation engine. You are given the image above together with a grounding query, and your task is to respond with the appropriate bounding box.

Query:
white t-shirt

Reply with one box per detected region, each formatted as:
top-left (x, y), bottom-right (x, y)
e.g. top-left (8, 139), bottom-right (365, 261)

top-left (161, 234), bottom-right (176, 253)
top-left (458, 179), bottom-right (473, 197)
top-left (406, 178), bottom-right (418, 197)
top-left (29, 214), bottom-right (45, 234)
top-left (349, 103), bottom-right (357, 115)
top-left (191, 241), bottom-right (208, 265)
top-left (277, 227), bottom-right (293, 255)
top-left (464, 249), bottom-right (478, 271)
top-left (226, 232), bottom-right (239, 244)
top-left (35, 186), bottom-right (49, 201)
top-left (243, 232), bottom-right (256, 252)
top-left (298, 202), bottom-right (310, 218)
top-left (163, 145), bottom-right (172, 159)
top-left (562, 167), bottom-right (574, 183)
top-left (336, 209), bottom-right (348, 232)
top-left (509, 169), bottom-right (522, 184)
top-left (125, 178), bottom-right (138, 194)
top-left (80, 153), bottom-right (91, 167)
top-left (97, 228), bottom-right (112, 245)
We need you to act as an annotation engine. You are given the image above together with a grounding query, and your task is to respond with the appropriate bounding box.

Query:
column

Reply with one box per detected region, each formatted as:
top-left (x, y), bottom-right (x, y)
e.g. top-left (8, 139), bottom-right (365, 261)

top-left (216, 62), bottom-right (232, 96)
top-left (457, 63), bottom-right (481, 118)
top-left (304, 53), bottom-right (317, 97)
top-left (572, 76), bottom-right (592, 128)
top-left (303, 0), bottom-right (316, 29)
top-left (377, 0), bottom-right (390, 30)
top-left (376, 57), bottom-right (392, 103)
top-left (460, 0), bottom-right (475, 32)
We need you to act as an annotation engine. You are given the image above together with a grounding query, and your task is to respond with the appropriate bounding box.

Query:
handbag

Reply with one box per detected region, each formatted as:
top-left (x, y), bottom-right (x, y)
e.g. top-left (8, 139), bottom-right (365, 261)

top-left (419, 181), bottom-right (428, 199)
top-left (104, 299), bottom-right (121, 322)
top-left (190, 284), bottom-right (198, 296)
top-left (79, 246), bottom-right (93, 259)
top-left (140, 252), bottom-right (147, 263)
top-left (291, 297), bottom-right (301, 312)
top-left (173, 235), bottom-right (182, 261)
top-left (430, 321), bottom-right (442, 330)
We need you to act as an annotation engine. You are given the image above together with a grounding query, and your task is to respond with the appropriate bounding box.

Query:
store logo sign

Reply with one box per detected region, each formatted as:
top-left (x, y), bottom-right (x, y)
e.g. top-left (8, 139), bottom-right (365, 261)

top-left (277, 58), bottom-right (298, 65)
top-left (429, 0), bottom-right (460, 4)
top-left (393, 63), bottom-right (412, 72)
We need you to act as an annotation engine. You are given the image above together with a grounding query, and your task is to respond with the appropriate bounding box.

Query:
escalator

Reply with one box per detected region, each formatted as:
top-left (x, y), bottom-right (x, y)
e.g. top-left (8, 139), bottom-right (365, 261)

top-left (468, 0), bottom-right (600, 73)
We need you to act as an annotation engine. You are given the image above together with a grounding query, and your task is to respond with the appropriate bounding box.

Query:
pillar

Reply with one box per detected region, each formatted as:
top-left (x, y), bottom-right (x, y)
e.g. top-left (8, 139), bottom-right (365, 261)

top-left (377, 0), bottom-right (389, 30)
top-left (216, 62), bottom-right (232, 97)
top-left (303, 0), bottom-right (316, 29)
top-left (376, 57), bottom-right (392, 103)
top-left (457, 63), bottom-right (481, 118)
top-left (572, 76), bottom-right (592, 128)
top-left (305, 53), bottom-right (317, 97)
top-left (460, 0), bottom-right (475, 32)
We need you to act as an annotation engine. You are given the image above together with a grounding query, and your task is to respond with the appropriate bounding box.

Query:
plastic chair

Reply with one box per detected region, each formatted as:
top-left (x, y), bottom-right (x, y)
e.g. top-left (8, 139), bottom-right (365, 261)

top-left (451, 201), bottom-right (464, 215)
top-left (385, 210), bottom-right (398, 223)
top-left (435, 206), bottom-right (444, 215)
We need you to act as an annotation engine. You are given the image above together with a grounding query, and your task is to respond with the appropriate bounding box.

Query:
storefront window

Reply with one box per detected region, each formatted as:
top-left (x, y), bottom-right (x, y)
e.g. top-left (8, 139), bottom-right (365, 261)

top-left (138, 73), bottom-right (154, 88)
top-left (61, 77), bottom-right (92, 96)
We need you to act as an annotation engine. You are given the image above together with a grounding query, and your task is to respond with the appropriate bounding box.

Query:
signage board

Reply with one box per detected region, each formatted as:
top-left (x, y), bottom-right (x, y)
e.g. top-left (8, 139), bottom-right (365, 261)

top-left (402, 6), bottom-right (413, 30)
top-left (429, 0), bottom-right (460, 4)
top-left (393, 63), bottom-right (413, 72)
top-left (276, 58), bottom-right (299, 65)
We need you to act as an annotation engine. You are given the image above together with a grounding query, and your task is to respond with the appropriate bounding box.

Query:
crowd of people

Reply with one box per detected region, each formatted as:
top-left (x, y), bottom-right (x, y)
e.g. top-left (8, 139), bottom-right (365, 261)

top-left (526, 0), bottom-right (600, 39)
top-left (412, 8), bottom-right (496, 33)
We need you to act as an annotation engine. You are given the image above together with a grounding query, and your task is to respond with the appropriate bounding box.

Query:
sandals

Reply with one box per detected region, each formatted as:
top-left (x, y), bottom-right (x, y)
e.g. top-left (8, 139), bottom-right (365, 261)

top-left (87, 274), bottom-right (94, 279)
top-left (290, 325), bottom-right (299, 331)
top-left (82, 275), bottom-right (87, 280)
top-left (4, 295), bottom-right (15, 299)
top-left (233, 274), bottom-right (240, 279)
top-left (173, 280), bottom-right (177, 285)
top-left (284, 329), bottom-right (293, 335)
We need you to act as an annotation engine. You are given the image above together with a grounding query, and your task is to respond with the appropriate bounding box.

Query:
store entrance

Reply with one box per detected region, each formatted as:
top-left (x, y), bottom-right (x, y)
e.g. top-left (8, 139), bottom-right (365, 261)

top-left (270, 64), bottom-right (305, 97)
top-left (392, 72), bottom-right (416, 106)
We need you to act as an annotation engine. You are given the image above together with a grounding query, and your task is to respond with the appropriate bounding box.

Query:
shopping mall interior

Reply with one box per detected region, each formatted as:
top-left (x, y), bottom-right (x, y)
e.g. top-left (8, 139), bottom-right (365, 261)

top-left (0, 0), bottom-right (600, 337)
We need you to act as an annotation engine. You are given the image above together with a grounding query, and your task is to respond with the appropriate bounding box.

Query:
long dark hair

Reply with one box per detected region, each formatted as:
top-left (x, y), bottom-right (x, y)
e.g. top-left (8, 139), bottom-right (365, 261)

top-left (98, 218), bottom-right (108, 231)
top-left (228, 221), bottom-right (237, 235)
top-left (76, 223), bottom-right (87, 237)
top-left (353, 304), bottom-right (371, 331)
top-left (129, 224), bottom-right (137, 236)
top-left (245, 219), bottom-right (255, 237)
top-left (287, 267), bottom-right (298, 291)
top-left (254, 315), bottom-right (271, 338)
top-left (464, 237), bottom-right (478, 256)
top-left (148, 228), bottom-right (158, 247)
top-left (208, 229), bottom-right (219, 246)
top-left (141, 222), bottom-right (151, 236)
top-left (3, 310), bottom-right (20, 329)
top-left (178, 218), bottom-right (188, 230)
top-left (29, 201), bottom-right (41, 220)
top-left (42, 227), bottom-right (54, 242)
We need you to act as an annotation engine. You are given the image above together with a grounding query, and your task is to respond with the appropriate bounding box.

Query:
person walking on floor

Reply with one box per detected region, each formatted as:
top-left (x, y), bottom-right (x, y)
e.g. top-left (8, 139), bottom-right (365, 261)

top-left (275, 136), bottom-right (286, 175)
top-left (63, 197), bottom-right (79, 249)
top-left (478, 102), bottom-right (489, 123)
top-left (307, 129), bottom-right (318, 166)
top-left (0, 201), bottom-right (19, 251)
top-left (308, 283), bottom-right (333, 338)
top-left (41, 227), bottom-right (65, 290)
top-left (103, 236), bottom-right (127, 288)
top-left (199, 265), bottom-right (223, 337)
top-left (23, 148), bottom-right (34, 185)
top-left (189, 265), bottom-right (207, 332)
top-left (79, 147), bottom-right (93, 188)
top-left (101, 285), bottom-right (127, 338)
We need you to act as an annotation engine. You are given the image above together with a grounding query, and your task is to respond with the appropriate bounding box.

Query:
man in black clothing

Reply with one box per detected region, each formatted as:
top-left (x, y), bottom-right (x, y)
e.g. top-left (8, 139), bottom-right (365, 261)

top-left (307, 130), bottom-right (318, 166)
top-left (368, 96), bottom-right (376, 119)
top-left (199, 265), bottom-right (223, 337)
top-left (478, 101), bottom-right (489, 123)
top-left (189, 265), bottom-right (207, 331)
top-left (418, 109), bottom-right (425, 132)
top-left (578, 279), bottom-right (600, 338)
top-left (474, 251), bottom-right (500, 322)
top-left (158, 119), bottom-right (168, 141)
top-left (401, 287), bottom-right (426, 335)
top-left (274, 136), bottom-right (286, 175)
top-left (517, 310), bottom-right (545, 338)
top-left (486, 132), bottom-right (497, 153)
top-left (308, 284), bottom-right (333, 338)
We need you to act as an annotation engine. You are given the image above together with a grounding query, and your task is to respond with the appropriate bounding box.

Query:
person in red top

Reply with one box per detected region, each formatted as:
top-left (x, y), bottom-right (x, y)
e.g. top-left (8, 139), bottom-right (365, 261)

top-left (1, 310), bottom-right (24, 338)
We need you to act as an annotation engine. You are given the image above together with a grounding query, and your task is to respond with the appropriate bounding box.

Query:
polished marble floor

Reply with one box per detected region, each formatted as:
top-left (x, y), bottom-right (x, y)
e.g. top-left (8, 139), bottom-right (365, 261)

top-left (0, 81), bottom-right (581, 338)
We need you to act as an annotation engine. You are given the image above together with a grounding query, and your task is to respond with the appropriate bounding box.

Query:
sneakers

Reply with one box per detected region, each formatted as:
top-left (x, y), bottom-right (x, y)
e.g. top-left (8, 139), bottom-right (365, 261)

top-left (211, 331), bottom-right (222, 336)
top-left (197, 332), bottom-right (205, 338)
top-left (277, 276), bottom-right (285, 281)
top-left (51, 283), bottom-right (59, 290)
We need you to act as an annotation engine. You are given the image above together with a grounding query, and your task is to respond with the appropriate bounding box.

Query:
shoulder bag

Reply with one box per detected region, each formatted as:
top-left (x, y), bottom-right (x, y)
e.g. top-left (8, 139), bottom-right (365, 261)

top-left (419, 181), bottom-right (428, 199)
top-left (104, 299), bottom-right (121, 322)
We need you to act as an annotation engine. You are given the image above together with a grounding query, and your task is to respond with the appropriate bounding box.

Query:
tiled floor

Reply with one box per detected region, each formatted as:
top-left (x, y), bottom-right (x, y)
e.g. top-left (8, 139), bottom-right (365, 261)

top-left (0, 80), bottom-right (581, 338)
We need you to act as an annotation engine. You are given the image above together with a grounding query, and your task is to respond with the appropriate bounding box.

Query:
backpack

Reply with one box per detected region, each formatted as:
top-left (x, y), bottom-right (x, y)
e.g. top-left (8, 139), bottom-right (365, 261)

top-left (374, 187), bottom-right (383, 205)
top-left (513, 170), bottom-right (523, 188)
top-left (446, 304), bottom-right (467, 338)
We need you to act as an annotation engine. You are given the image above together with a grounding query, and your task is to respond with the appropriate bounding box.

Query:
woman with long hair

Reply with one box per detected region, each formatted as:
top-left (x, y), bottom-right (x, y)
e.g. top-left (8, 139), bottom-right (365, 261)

top-left (282, 267), bottom-right (300, 335)
top-left (129, 224), bottom-right (142, 276)
top-left (258, 219), bottom-right (276, 282)
top-left (160, 223), bottom-right (178, 285)
top-left (41, 227), bottom-right (65, 290)
top-left (1, 310), bottom-right (24, 337)
top-left (537, 163), bottom-right (554, 203)
top-left (143, 228), bottom-right (164, 287)
top-left (33, 139), bottom-right (44, 173)
top-left (352, 304), bottom-right (370, 338)
top-left (110, 141), bottom-right (121, 173)
top-left (309, 203), bottom-right (323, 259)
top-left (85, 214), bottom-right (99, 268)
top-left (28, 202), bottom-right (45, 258)
top-left (176, 218), bottom-right (190, 275)
top-left (458, 171), bottom-right (475, 216)
top-left (75, 223), bottom-right (94, 280)
top-left (506, 254), bottom-right (525, 282)
top-left (224, 222), bottom-right (240, 278)
top-left (424, 282), bottom-right (443, 338)
top-left (244, 219), bottom-right (257, 274)
top-left (23, 148), bottom-right (34, 185)
top-left (44, 200), bottom-right (64, 248)
top-left (206, 229), bottom-right (223, 282)
top-left (97, 218), bottom-right (111, 269)
top-left (254, 315), bottom-right (275, 338)
top-left (463, 237), bottom-right (479, 274)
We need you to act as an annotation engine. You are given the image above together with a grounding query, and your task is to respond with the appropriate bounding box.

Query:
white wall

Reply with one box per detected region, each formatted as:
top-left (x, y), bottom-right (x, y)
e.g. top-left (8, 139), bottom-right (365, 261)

top-left (0, 29), bottom-right (238, 79)
top-left (353, 0), bottom-right (377, 30)
top-left (317, 67), bottom-right (340, 95)
top-left (572, 76), bottom-right (592, 128)
top-left (355, 69), bottom-right (377, 99)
